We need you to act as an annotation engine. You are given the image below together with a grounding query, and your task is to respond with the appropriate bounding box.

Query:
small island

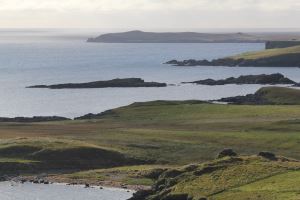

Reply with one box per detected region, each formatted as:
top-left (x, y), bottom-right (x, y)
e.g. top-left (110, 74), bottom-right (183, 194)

top-left (217, 86), bottom-right (300, 105)
top-left (183, 73), bottom-right (295, 85)
top-left (27, 78), bottom-right (167, 89)
top-left (166, 45), bottom-right (300, 67)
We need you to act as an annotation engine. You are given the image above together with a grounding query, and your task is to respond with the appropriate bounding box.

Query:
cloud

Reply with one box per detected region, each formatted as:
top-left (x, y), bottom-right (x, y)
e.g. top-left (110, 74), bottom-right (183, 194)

top-left (0, 0), bottom-right (299, 28)
top-left (0, 0), bottom-right (299, 12)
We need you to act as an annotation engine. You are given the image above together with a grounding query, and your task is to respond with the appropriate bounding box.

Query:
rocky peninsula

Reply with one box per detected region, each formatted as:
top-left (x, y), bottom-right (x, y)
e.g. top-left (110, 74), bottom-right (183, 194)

top-left (217, 87), bottom-right (300, 105)
top-left (27, 78), bottom-right (167, 89)
top-left (166, 45), bottom-right (300, 67)
top-left (183, 73), bottom-right (295, 85)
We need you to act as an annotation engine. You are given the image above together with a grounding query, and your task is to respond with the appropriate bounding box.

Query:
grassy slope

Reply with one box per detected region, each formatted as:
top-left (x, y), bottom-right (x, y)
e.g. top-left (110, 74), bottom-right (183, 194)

top-left (230, 45), bottom-right (300, 60)
top-left (1, 99), bottom-right (300, 192)
top-left (145, 156), bottom-right (300, 200)
top-left (0, 138), bottom-right (142, 175)
top-left (1, 101), bottom-right (300, 165)
top-left (256, 87), bottom-right (300, 104)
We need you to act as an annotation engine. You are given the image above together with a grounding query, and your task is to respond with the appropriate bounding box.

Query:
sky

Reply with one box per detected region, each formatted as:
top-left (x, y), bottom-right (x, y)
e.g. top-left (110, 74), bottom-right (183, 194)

top-left (0, 0), bottom-right (300, 30)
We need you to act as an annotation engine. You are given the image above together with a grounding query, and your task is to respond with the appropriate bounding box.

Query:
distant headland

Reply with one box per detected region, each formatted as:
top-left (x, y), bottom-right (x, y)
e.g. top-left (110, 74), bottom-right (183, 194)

top-left (87, 30), bottom-right (300, 44)
top-left (87, 30), bottom-right (264, 43)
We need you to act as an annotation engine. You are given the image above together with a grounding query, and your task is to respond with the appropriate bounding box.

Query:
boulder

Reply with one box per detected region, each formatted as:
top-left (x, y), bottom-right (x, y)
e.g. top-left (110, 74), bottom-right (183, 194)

top-left (218, 149), bottom-right (237, 158)
top-left (258, 152), bottom-right (277, 160)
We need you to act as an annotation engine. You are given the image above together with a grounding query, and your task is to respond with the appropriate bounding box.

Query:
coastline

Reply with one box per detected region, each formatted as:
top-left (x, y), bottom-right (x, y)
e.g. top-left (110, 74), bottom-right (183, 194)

top-left (6, 174), bottom-right (148, 191)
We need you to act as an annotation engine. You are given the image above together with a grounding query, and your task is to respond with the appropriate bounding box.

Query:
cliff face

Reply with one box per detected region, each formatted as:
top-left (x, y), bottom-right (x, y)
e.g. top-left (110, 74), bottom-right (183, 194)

top-left (266, 41), bottom-right (300, 49)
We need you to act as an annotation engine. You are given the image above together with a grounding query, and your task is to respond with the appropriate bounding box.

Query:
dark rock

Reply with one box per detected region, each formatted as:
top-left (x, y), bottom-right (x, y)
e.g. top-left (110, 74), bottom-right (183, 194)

top-left (183, 164), bottom-right (198, 172)
top-left (20, 179), bottom-right (26, 184)
top-left (85, 183), bottom-right (90, 188)
top-left (161, 169), bottom-right (182, 179)
top-left (162, 193), bottom-right (192, 200)
top-left (218, 149), bottom-right (238, 158)
top-left (193, 166), bottom-right (224, 176)
top-left (183, 74), bottom-right (295, 85)
top-left (127, 189), bottom-right (153, 200)
top-left (27, 78), bottom-right (167, 89)
top-left (143, 168), bottom-right (166, 179)
top-left (258, 152), bottom-right (277, 160)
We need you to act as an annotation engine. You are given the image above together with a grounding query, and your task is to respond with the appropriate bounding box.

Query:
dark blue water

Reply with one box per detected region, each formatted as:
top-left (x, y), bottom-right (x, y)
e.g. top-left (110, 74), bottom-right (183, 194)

top-left (0, 29), bottom-right (299, 118)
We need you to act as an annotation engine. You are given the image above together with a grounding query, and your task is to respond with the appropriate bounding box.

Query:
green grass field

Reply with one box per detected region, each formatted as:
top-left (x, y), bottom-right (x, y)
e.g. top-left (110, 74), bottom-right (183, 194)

top-left (1, 98), bottom-right (300, 199)
top-left (1, 101), bottom-right (300, 165)
top-left (230, 45), bottom-right (300, 60)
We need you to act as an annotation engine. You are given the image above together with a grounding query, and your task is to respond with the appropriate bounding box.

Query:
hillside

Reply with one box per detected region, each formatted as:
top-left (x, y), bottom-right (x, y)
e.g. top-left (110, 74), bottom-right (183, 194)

top-left (1, 99), bottom-right (300, 190)
top-left (130, 154), bottom-right (300, 200)
top-left (219, 87), bottom-right (300, 105)
top-left (166, 45), bottom-right (300, 67)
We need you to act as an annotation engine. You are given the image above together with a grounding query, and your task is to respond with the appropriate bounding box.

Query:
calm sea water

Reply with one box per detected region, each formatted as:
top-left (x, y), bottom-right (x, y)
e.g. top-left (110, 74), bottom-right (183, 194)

top-left (0, 29), bottom-right (300, 118)
top-left (0, 182), bottom-right (133, 200)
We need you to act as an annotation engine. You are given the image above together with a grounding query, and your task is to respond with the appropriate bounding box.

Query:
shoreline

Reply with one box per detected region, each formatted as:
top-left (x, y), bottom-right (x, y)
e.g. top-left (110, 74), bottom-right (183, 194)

top-left (5, 174), bottom-right (149, 191)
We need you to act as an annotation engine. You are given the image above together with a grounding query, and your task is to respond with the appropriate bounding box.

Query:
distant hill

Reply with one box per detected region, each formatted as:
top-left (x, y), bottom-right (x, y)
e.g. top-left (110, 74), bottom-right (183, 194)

top-left (87, 30), bottom-right (264, 43)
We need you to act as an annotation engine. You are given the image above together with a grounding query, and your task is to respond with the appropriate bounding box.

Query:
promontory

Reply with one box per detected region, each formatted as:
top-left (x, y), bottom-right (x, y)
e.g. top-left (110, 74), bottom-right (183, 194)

top-left (166, 45), bottom-right (300, 67)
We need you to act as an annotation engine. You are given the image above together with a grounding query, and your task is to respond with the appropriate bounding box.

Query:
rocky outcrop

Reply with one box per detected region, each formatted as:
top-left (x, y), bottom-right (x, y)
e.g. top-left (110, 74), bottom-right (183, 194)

top-left (183, 73), bottom-right (295, 85)
top-left (0, 116), bottom-right (70, 123)
top-left (258, 152), bottom-right (277, 160)
top-left (27, 78), bottom-right (167, 89)
top-left (218, 149), bottom-right (238, 158)
top-left (165, 53), bottom-right (300, 67)
top-left (128, 154), bottom-right (298, 200)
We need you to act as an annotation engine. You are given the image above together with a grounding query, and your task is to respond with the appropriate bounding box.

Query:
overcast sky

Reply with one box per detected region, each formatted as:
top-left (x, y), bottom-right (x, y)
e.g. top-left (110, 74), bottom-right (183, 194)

top-left (0, 0), bottom-right (299, 30)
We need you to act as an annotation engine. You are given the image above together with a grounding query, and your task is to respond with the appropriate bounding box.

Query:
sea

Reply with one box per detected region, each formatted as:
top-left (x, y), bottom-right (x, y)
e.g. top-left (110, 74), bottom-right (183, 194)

top-left (0, 29), bottom-right (299, 118)
top-left (0, 182), bottom-right (134, 200)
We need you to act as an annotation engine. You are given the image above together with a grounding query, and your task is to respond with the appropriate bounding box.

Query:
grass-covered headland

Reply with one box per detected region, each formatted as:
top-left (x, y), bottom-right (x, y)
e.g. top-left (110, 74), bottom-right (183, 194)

top-left (1, 87), bottom-right (300, 199)
top-left (166, 45), bottom-right (300, 67)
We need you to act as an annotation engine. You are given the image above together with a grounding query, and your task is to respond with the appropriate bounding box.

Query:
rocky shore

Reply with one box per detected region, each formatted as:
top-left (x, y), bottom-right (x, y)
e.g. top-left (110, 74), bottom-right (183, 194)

top-left (183, 73), bottom-right (295, 85)
top-left (27, 78), bottom-right (167, 89)
top-left (5, 175), bottom-right (145, 191)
